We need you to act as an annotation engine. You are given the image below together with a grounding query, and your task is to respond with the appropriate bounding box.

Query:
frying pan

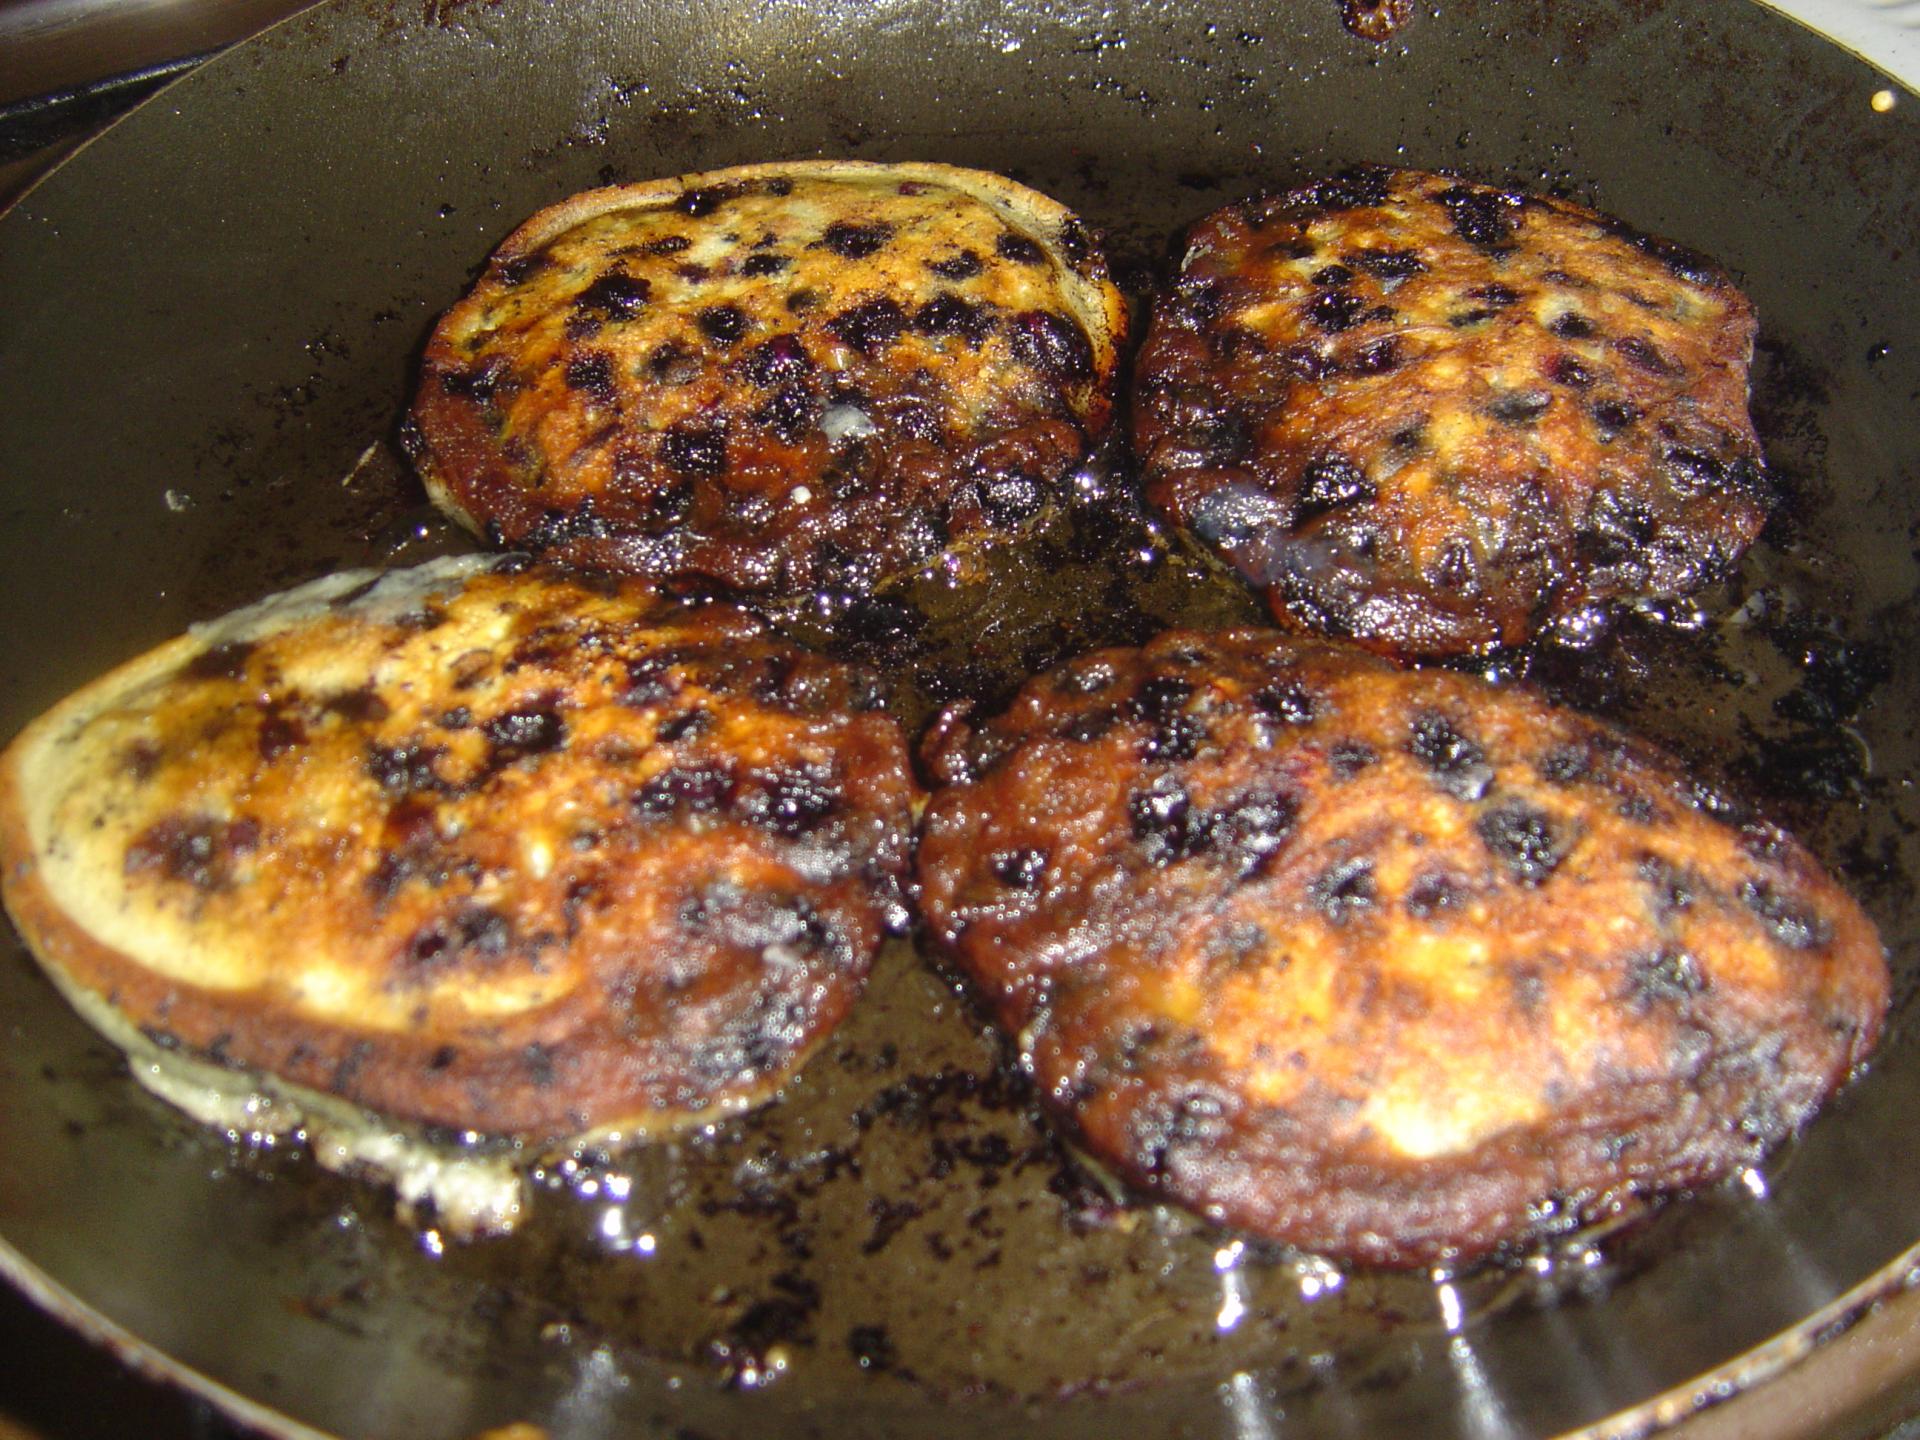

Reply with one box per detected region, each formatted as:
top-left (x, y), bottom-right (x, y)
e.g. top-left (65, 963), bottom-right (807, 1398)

top-left (1, 0), bottom-right (1917, 1435)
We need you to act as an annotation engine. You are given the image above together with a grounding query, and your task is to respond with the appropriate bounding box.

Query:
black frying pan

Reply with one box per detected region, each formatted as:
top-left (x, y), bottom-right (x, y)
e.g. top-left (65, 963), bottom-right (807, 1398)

top-left (1, 1), bottom-right (1917, 1435)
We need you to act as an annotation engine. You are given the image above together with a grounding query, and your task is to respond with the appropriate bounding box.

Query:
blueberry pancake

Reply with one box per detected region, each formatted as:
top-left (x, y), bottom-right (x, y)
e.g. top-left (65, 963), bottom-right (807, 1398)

top-left (409, 161), bottom-right (1128, 599)
top-left (917, 629), bottom-right (1886, 1265)
top-left (1134, 167), bottom-right (1773, 657)
top-left (0, 556), bottom-right (918, 1231)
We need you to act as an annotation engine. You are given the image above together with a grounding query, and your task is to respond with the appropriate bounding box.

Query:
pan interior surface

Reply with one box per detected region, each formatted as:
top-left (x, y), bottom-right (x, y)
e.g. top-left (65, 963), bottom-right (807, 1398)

top-left (0, 0), bottom-right (1917, 1436)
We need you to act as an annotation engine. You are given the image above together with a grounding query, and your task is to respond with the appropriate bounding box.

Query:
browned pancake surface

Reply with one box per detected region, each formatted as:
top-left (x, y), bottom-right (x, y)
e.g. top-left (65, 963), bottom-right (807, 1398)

top-left (0, 556), bottom-right (920, 1139)
top-left (409, 160), bottom-right (1127, 598)
top-left (1134, 167), bottom-right (1772, 657)
top-left (916, 629), bottom-right (1886, 1264)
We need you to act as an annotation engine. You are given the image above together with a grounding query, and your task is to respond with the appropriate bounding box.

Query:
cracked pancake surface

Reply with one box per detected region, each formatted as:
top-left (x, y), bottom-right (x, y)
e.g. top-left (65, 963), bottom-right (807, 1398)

top-left (1134, 166), bottom-right (1772, 657)
top-left (916, 629), bottom-right (1886, 1264)
top-left (0, 555), bottom-right (919, 1141)
top-left (408, 160), bottom-right (1128, 598)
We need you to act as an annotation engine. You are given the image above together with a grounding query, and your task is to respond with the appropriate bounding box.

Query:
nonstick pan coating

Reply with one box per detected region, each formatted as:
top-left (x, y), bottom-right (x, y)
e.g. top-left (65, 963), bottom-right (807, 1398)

top-left (0, 1), bottom-right (1917, 1436)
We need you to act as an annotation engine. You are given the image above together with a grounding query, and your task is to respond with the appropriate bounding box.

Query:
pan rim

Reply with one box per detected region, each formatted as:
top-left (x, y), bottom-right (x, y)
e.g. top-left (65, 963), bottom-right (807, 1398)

top-left (4, 1220), bottom-right (1918, 1438)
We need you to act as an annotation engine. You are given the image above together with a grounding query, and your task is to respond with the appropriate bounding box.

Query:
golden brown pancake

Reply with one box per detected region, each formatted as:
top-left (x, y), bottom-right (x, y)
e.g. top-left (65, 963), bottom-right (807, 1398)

top-left (917, 628), bottom-right (1886, 1265)
top-left (0, 556), bottom-right (920, 1220)
top-left (1134, 166), bottom-right (1772, 657)
top-left (408, 160), bottom-right (1128, 598)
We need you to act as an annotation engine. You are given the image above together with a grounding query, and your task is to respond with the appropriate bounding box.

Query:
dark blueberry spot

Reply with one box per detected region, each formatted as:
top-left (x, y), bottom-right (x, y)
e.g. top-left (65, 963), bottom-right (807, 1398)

top-left (1614, 336), bottom-right (1680, 377)
top-left (1738, 879), bottom-right (1830, 951)
top-left (1294, 458), bottom-right (1375, 524)
top-left (995, 232), bottom-right (1045, 265)
top-left (124, 816), bottom-right (235, 892)
top-left (830, 298), bottom-right (908, 356)
top-left (1435, 184), bottom-right (1519, 247)
top-left (574, 271), bottom-right (651, 319)
top-left (1305, 290), bottom-right (1368, 333)
top-left (741, 335), bottom-right (811, 388)
top-left (454, 904), bottom-right (511, 957)
top-left (1059, 708), bottom-right (1120, 743)
top-left (916, 294), bottom-right (992, 345)
top-left (656, 709), bottom-right (711, 744)
top-left (1129, 776), bottom-right (1214, 865)
top-left (1617, 792), bottom-right (1657, 825)
top-left (1328, 740), bottom-right (1377, 780)
top-left (697, 304), bottom-right (749, 346)
top-left (257, 713), bottom-right (305, 761)
top-left (739, 765), bottom-right (840, 837)
top-left (819, 221), bottom-right (893, 257)
top-left (1008, 310), bottom-right (1093, 381)
top-left (1537, 744), bottom-right (1590, 785)
top-left (661, 421), bottom-right (728, 476)
top-left (1215, 787), bottom-right (1298, 878)
top-left (1278, 342), bottom-right (1337, 382)
top-left (1638, 854), bottom-right (1698, 917)
top-left (928, 250), bottom-right (983, 280)
top-left (1251, 683), bottom-right (1317, 727)
top-left (991, 848), bottom-right (1049, 889)
top-left (439, 356), bottom-right (510, 402)
top-left (634, 763), bottom-right (733, 818)
top-left (563, 352), bottom-right (616, 401)
top-left (1309, 856), bottom-right (1377, 922)
top-left (367, 742), bottom-right (448, 795)
top-left (676, 185), bottom-right (739, 217)
top-left (185, 640), bottom-right (255, 682)
top-left (646, 340), bottom-right (697, 384)
top-left (497, 251), bottom-right (553, 286)
top-left (645, 235), bottom-right (693, 255)
top-left (1548, 354), bottom-right (1596, 389)
top-left (1348, 248), bottom-right (1428, 279)
top-left (1350, 336), bottom-right (1401, 375)
top-left (1628, 233), bottom-right (1723, 288)
top-left (756, 382), bottom-right (819, 443)
top-left (1408, 711), bottom-right (1492, 800)
top-left (740, 252), bottom-right (789, 277)
top-left (1449, 307), bottom-right (1500, 329)
top-left (1476, 802), bottom-right (1567, 885)
top-left (1311, 264), bottom-right (1356, 287)
top-left (482, 707), bottom-right (565, 762)
top-left (1591, 398), bottom-right (1642, 436)
top-left (1130, 677), bottom-right (1205, 762)
top-left (1548, 311), bottom-right (1595, 339)
top-left (324, 687), bottom-right (391, 724)
top-left (1487, 389), bottom-right (1553, 424)
top-left (1466, 282), bottom-right (1520, 306)
top-left (1628, 948), bottom-right (1707, 1008)
top-left (786, 288), bottom-right (819, 314)
top-left (1404, 870), bottom-right (1465, 918)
